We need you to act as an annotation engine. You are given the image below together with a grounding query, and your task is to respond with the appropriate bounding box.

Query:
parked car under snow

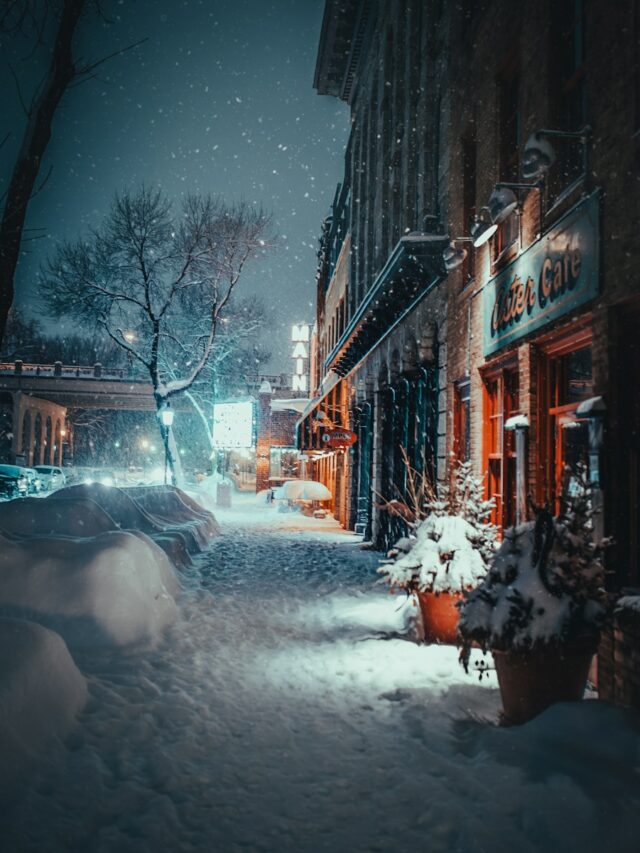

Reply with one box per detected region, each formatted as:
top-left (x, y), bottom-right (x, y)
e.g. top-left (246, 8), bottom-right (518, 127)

top-left (34, 465), bottom-right (66, 492)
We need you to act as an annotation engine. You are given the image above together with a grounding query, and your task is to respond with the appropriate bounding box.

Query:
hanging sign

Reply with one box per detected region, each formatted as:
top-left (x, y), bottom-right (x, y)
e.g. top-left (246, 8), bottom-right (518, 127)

top-left (322, 428), bottom-right (357, 448)
top-left (483, 191), bottom-right (600, 356)
top-left (291, 323), bottom-right (311, 392)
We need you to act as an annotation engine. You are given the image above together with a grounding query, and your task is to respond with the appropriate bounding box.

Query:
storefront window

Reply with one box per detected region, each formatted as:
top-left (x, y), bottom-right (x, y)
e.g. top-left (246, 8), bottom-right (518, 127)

top-left (269, 447), bottom-right (299, 481)
top-left (484, 367), bottom-right (519, 529)
top-left (454, 381), bottom-right (471, 462)
top-left (542, 338), bottom-right (592, 511)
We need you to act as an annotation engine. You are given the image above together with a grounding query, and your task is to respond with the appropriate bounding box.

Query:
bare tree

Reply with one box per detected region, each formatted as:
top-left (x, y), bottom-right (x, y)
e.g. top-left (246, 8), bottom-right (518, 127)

top-left (39, 186), bottom-right (272, 482)
top-left (0, 0), bottom-right (145, 345)
top-left (178, 297), bottom-right (271, 460)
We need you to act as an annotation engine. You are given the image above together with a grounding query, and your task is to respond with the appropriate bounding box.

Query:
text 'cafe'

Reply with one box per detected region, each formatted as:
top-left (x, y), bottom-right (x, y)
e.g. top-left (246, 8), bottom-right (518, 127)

top-left (478, 191), bottom-right (601, 531)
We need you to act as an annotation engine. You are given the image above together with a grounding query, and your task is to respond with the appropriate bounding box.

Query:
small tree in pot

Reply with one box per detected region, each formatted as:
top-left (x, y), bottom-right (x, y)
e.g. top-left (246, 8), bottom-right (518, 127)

top-left (379, 461), bottom-right (497, 644)
top-left (458, 467), bottom-right (609, 724)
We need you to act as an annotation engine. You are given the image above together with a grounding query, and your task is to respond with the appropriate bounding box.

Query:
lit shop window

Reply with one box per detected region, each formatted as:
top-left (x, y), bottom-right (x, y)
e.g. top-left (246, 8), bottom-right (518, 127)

top-left (269, 447), bottom-right (300, 480)
top-left (453, 381), bottom-right (471, 463)
top-left (542, 342), bottom-right (593, 512)
top-left (483, 367), bottom-right (519, 530)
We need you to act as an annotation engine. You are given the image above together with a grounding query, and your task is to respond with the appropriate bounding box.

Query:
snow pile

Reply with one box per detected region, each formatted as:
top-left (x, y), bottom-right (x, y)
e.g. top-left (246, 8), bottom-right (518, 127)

top-left (52, 482), bottom-right (216, 562)
top-left (0, 618), bottom-right (87, 798)
top-left (380, 514), bottom-right (489, 593)
top-left (2, 508), bottom-right (639, 852)
top-left (616, 595), bottom-right (640, 615)
top-left (129, 485), bottom-right (220, 545)
top-left (0, 496), bottom-right (116, 539)
top-left (459, 493), bottom-right (607, 658)
top-left (0, 530), bottom-right (178, 649)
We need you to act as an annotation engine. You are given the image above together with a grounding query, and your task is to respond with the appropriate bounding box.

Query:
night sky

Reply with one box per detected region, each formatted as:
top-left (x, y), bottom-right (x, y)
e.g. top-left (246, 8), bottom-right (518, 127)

top-left (1, 0), bottom-right (349, 370)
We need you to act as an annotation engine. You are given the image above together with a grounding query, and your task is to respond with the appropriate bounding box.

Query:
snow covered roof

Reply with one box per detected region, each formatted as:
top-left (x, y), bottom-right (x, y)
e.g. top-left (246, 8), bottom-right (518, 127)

top-left (270, 398), bottom-right (311, 414)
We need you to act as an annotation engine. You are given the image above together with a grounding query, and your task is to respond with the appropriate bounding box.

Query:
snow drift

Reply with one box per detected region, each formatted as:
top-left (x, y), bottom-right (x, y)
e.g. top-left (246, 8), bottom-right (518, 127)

top-left (0, 530), bottom-right (178, 649)
top-left (0, 496), bottom-right (116, 539)
top-left (52, 483), bottom-right (218, 555)
top-left (48, 483), bottom-right (199, 567)
top-left (0, 618), bottom-right (87, 799)
top-left (127, 485), bottom-right (220, 545)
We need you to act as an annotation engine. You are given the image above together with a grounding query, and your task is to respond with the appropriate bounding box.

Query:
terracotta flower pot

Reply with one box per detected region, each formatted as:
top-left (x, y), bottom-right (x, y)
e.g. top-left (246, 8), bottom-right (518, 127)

top-left (416, 590), bottom-right (463, 645)
top-left (492, 644), bottom-right (595, 725)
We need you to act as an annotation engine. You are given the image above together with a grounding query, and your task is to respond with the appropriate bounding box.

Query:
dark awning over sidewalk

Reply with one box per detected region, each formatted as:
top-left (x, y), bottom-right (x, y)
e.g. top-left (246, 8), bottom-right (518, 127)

top-left (324, 233), bottom-right (447, 378)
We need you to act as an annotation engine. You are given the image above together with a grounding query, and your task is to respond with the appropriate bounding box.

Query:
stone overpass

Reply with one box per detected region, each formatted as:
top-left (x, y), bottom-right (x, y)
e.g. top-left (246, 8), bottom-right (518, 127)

top-left (0, 360), bottom-right (292, 465)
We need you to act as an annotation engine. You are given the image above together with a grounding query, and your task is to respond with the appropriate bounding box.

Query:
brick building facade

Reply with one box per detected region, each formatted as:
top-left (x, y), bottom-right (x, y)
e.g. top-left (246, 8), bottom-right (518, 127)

top-left (443, 0), bottom-right (640, 706)
top-left (299, 0), bottom-right (450, 546)
top-left (301, 0), bottom-right (640, 709)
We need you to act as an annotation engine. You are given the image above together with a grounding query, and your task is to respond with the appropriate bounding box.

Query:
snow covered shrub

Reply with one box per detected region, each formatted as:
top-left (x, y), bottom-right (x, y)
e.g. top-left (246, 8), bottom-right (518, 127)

top-left (458, 467), bottom-right (609, 670)
top-left (378, 461), bottom-right (498, 595)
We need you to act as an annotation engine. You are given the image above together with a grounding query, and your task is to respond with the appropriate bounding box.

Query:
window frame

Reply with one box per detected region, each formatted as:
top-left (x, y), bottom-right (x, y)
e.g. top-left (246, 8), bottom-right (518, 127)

top-left (481, 358), bottom-right (520, 531)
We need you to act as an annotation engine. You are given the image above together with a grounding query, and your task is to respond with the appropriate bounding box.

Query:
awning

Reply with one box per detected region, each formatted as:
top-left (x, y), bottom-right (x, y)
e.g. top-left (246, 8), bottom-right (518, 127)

top-left (270, 397), bottom-right (311, 414)
top-left (295, 370), bottom-right (342, 427)
top-left (324, 232), bottom-right (447, 377)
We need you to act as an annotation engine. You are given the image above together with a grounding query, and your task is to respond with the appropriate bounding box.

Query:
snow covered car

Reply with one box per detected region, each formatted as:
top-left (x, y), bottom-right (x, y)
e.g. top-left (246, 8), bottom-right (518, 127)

top-left (34, 465), bottom-right (66, 492)
top-left (23, 467), bottom-right (45, 494)
top-left (0, 465), bottom-right (29, 499)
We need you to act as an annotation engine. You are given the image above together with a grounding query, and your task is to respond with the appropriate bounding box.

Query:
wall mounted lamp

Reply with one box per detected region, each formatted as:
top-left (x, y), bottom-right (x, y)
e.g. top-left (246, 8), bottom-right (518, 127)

top-left (522, 126), bottom-right (591, 181)
top-left (442, 237), bottom-right (473, 271)
top-left (469, 207), bottom-right (498, 248)
top-left (488, 181), bottom-right (543, 229)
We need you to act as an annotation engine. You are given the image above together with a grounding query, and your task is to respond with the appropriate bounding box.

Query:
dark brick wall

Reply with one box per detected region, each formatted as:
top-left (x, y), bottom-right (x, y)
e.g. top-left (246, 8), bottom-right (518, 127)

top-left (599, 610), bottom-right (640, 712)
top-left (445, 0), bottom-right (640, 704)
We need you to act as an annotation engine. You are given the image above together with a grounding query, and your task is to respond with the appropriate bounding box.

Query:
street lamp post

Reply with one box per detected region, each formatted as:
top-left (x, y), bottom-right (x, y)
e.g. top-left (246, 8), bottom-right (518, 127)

top-left (160, 402), bottom-right (175, 486)
top-left (123, 331), bottom-right (136, 376)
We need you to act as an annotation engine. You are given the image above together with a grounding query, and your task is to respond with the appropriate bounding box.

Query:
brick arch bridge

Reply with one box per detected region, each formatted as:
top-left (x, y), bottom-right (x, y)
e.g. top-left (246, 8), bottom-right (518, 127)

top-left (0, 360), bottom-right (292, 466)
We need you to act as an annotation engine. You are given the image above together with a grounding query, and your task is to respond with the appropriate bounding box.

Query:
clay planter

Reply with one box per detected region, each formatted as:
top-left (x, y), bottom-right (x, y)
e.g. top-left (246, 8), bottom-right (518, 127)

top-left (492, 644), bottom-right (595, 725)
top-left (416, 591), bottom-right (463, 645)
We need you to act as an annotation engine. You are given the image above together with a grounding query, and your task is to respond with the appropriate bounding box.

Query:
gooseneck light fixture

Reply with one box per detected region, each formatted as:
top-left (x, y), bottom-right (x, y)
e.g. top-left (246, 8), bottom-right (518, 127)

top-left (470, 207), bottom-right (498, 248)
top-left (522, 126), bottom-right (591, 181)
top-left (488, 181), bottom-right (543, 229)
top-left (442, 237), bottom-right (473, 271)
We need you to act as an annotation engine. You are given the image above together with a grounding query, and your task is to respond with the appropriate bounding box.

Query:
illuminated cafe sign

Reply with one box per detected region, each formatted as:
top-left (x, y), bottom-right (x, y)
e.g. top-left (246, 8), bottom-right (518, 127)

top-left (291, 323), bottom-right (310, 392)
top-left (483, 191), bottom-right (599, 356)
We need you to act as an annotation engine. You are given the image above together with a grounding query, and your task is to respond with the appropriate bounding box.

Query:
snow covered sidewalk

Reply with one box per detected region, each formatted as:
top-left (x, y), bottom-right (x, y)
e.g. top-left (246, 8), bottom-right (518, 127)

top-left (3, 496), bottom-right (640, 852)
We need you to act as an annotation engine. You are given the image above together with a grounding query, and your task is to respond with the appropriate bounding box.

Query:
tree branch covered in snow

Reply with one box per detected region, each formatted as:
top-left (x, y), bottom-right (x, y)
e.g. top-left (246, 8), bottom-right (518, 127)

top-left (39, 186), bottom-right (273, 482)
top-left (0, 0), bottom-right (145, 346)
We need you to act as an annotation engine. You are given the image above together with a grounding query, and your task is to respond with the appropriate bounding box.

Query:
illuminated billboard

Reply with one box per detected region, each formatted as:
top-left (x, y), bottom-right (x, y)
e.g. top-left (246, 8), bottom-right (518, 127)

top-left (212, 400), bottom-right (255, 448)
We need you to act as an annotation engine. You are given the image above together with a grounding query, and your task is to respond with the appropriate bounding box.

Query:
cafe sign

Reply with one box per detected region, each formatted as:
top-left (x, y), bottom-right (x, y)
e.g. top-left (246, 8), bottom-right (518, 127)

top-left (483, 191), bottom-right (600, 356)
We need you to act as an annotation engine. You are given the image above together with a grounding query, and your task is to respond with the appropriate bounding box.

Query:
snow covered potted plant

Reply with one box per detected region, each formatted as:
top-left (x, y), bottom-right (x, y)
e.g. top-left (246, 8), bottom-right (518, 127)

top-left (458, 468), bottom-right (609, 724)
top-left (379, 461), bottom-right (497, 644)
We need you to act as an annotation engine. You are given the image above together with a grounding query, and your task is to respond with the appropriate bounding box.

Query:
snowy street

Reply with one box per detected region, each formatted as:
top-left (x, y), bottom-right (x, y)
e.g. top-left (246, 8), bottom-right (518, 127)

top-left (2, 496), bottom-right (639, 853)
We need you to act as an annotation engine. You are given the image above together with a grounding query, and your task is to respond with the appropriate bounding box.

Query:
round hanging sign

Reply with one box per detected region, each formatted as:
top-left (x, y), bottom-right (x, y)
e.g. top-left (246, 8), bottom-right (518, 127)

top-left (321, 429), bottom-right (357, 448)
